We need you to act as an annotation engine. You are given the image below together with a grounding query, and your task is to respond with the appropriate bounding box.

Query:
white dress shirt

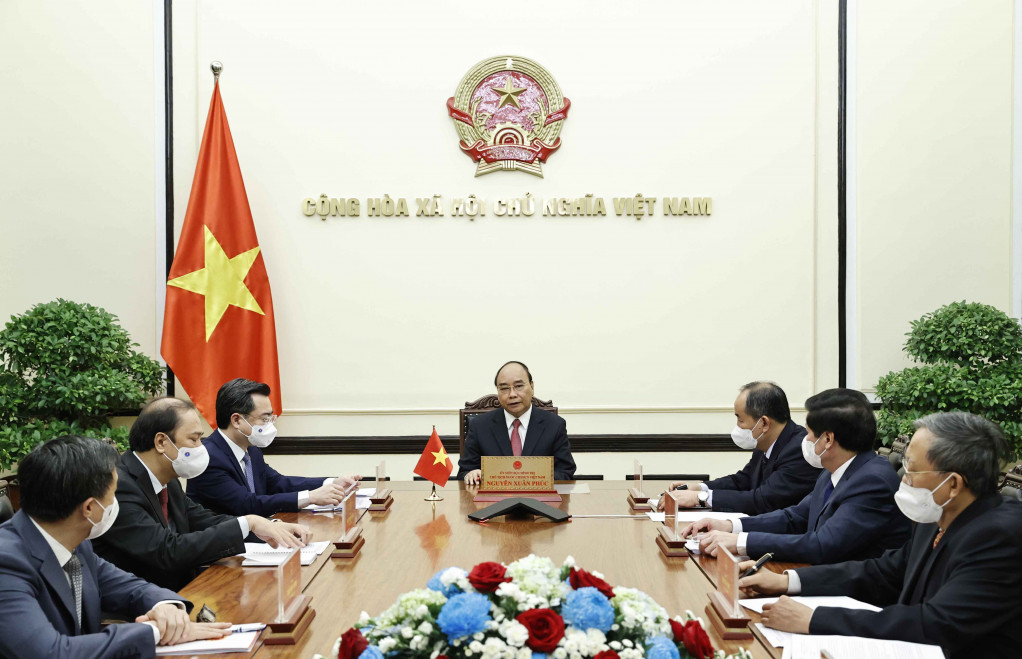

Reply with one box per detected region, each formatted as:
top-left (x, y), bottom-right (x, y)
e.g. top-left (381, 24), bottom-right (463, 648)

top-left (734, 454), bottom-right (855, 555)
top-left (28, 518), bottom-right (183, 644)
top-left (503, 405), bottom-right (533, 453)
top-left (701, 434), bottom-right (779, 506)
top-left (219, 429), bottom-right (328, 508)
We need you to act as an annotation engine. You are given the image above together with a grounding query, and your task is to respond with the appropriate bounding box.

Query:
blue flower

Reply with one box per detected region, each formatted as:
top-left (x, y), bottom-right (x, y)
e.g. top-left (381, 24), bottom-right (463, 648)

top-left (533, 654), bottom-right (547, 659)
top-left (436, 592), bottom-right (491, 640)
top-left (358, 647), bottom-right (384, 659)
top-left (646, 636), bottom-right (681, 659)
top-left (560, 587), bottom-right (615, 633)
top-left (427, 569), bottom-right (463, 598)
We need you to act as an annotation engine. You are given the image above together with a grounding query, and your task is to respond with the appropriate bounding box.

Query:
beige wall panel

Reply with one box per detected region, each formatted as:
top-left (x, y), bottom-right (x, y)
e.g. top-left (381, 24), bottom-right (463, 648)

top-left (855, 0), bottom-right (1014, 390)
top-left (174, 0), bottom-right (820, 436)
top-left (0, 0), bottom-right (158, 353)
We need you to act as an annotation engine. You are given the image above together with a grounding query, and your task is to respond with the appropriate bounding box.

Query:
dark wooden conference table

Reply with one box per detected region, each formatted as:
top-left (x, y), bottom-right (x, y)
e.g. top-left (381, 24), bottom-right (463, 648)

top-left (179, 480), bottom-right (785, 658)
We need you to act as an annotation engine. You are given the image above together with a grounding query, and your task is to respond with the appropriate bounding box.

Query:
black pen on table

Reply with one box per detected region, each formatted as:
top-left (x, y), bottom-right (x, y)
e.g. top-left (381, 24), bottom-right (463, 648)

top-left (740, 552), bottom-right (774, 578)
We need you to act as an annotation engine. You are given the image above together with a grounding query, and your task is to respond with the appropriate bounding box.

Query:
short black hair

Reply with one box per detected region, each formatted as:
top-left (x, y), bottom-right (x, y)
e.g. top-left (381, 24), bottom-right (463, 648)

top-left (739, 382), bottom-right (791, 422)
top-left (804, 388), bottom-right (876, 453)
top-left (494, 361), bottom-right (533, 387)
top-left (216, 378), bottom-right (272, 429)
top-left (916, 412), bottom-right (1010, 497)
top-left (19, 435), bottom-right (119, 522)
top-left (129, 397), bottom-right (198, 452)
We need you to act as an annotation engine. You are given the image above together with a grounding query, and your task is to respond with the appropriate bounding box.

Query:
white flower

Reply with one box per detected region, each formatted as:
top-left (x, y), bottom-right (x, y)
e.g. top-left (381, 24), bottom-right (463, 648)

top-left (499, 620), bottom-right (529, 648)
top-left (469, 640), bottom-right (484, 652)
top-left (416, 605), bottom-right (430, 617)
top-left (610, 641), bottom-right (623, 650)
top-left (563, 555), bottom-right (577, 568)
top-left (474, 632), bottom-right (485, 641)
top-left (358, 611), bottom-right (370, 624)
top-left (418, 621), bottom-right (433, 634)
top-left (553, 648), bottom-right (567, 659)
top-left (410, 635), bottom-right (428, 651)
top-left (379, 637), bottom-right (398, 653)
top-left (401, 627), bottom-right (414, 639)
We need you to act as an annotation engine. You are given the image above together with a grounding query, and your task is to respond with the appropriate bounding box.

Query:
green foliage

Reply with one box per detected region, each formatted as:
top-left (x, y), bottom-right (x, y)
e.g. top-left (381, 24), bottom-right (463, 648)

top-left (876, 301), bottom-right (1022, 460)
top-left (0, 299), bottom-right (162, 472)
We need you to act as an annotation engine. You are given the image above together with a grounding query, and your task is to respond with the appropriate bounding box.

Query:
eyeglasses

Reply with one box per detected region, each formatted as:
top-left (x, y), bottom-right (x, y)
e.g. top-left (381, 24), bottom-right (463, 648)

top-left (246, 413), bottom-right (277, 425)
top-left (497, 383), bottom-right (528, 394)
top-left (902, 469), bottom-right (947, 487)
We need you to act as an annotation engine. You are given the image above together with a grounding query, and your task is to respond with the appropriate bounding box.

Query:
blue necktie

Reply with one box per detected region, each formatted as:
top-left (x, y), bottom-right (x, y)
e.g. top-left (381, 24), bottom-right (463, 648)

top-left (821, 480), bottom-right (834, 506)
top-left (242, 452), bottom-right (256, 493)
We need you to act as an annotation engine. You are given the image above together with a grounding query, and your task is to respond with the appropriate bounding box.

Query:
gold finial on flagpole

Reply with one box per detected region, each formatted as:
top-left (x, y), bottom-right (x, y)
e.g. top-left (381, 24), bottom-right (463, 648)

top-left (210, 61), bottom-right (223, 80)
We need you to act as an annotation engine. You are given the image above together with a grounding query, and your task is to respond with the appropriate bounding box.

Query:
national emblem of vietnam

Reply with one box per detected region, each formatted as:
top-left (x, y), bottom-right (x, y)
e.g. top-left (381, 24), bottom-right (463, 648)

top-left (447, 55), bottom-right (570, 178)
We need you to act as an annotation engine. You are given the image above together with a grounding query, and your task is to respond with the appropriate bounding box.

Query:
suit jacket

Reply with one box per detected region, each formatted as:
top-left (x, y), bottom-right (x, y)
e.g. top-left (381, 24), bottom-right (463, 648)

top-left (91, 452), bottom-right (246, 591)
top-left (0, 510), bottom-right (188, 659)
top-left (456, 407), bottom-right (576, 480)
top-left (186, 430), bottom-right (327, 516)
top-left (797, 495), bottom-right (1022, 658)
top-left (741, 451), bottom-right (910, 563)
top-left (705, 420), bottom-right (822, 514)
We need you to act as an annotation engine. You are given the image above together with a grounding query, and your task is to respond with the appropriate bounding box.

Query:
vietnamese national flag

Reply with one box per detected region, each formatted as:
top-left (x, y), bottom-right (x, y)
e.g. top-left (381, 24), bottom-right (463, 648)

top-left (414, 428), bottom-right (454, 486)
top-left (161, 80), bottom-right (281, 426)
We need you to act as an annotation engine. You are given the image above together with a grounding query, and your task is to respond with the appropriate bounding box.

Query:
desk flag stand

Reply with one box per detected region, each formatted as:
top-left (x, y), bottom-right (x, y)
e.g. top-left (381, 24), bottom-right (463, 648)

top-left (425, 483), bottom-right (444, 501)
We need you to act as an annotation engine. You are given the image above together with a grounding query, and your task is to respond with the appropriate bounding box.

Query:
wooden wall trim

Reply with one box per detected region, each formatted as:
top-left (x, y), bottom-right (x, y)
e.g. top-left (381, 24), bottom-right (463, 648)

top-left (262, 434), bottom-right (738, 455)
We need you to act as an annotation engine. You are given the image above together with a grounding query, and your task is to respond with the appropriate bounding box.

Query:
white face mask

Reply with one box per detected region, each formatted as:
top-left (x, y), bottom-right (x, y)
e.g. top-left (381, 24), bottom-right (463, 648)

top-left (802, 434), bottom-right (829, 468)
top-left (86, 497), bottom-right (119, 540)
top-left (241, 417), bottom-right (278, 448)
top-left (730, 418), bottom-right (765, 450)
top-left (162, 439), bottom-right (210, 479)
top-left (894, 473), bottom-right (954, 524)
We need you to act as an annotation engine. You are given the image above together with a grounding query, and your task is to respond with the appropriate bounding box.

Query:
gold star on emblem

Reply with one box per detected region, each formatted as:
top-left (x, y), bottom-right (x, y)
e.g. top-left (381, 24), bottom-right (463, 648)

top-left (431, 446), bottom-right (449, 466)
top-left (167, 225), bottom-right (264, 341)
top-left (492, 77), bottom-right (525, 109)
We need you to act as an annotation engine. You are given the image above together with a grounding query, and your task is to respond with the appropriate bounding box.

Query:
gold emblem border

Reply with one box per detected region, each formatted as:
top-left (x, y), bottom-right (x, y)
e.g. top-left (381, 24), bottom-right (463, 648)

top-left (451, 55), bottom-right (566, 147)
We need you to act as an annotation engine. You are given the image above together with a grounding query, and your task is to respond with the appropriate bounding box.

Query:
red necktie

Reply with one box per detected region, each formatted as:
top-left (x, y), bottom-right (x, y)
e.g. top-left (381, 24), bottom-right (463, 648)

top-left (510, 419), bottom-right (523, 457)
top-left (157, 487), bottom-right (169, 524)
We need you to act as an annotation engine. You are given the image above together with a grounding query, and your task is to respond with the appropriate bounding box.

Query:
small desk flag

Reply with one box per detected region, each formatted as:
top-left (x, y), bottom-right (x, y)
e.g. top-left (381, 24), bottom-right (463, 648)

top-left (414, 428), bottom-right (454, 486)
top-left (161, 80), bottom-right (281, 425)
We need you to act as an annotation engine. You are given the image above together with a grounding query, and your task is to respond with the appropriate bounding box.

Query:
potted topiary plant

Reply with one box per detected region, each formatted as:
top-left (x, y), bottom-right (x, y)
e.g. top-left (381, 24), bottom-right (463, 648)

top-left (875, 300), bottom-right (1022, 460)
top-left (0, 299), bottom-right (164, 492)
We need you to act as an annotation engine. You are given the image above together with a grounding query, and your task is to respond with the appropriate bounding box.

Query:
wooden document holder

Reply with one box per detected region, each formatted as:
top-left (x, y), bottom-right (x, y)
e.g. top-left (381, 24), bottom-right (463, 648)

top-left (265, 594), bottom-right (316, 645)
top-left (655, 490), bottom-right (689, 558)
top-left (331, 488), bottom-right (365, 558)
top-left (627, 460), bottom-right (652, 511)
top-left (369, 461), bottom-right (394, 512)
top-left (703, 547), bottom-right (752, 640)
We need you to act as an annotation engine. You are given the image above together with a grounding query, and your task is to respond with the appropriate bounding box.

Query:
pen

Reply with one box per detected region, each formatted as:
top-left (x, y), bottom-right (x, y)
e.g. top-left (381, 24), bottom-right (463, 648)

top-left (231, 623), bottom-right (267, 634)
top-left (673, 484), bottom-right (689, 491)
top-left (739, 552), bottom-right (774, 578)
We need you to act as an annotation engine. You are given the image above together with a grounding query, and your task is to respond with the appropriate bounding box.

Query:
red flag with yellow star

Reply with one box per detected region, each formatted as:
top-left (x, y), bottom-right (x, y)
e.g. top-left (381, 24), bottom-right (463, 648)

top-left (161, 80), bottom-right (281, 426)
top-left (414, 428), bottom-right (454, 486)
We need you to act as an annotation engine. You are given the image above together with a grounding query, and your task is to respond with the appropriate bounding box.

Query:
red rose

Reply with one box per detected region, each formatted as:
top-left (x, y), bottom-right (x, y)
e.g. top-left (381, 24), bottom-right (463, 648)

top-left (468, 561), bottom-right (511, 593)
top-left (669, 618), bottom-right (685, 641)
top-left (515, 608), bottom-right (566, 652)
top-left (568, 567), bottom-right (615, 599)
top-left (337, 628), bottom-right (369, 659)
top-left (594, 651), bottom-right (621, 659)
top-left (681, 620), bottom-right (714, 659)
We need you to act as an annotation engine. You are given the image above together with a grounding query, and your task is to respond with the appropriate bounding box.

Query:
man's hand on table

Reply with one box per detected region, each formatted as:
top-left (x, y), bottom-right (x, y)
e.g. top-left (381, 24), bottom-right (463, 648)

top-left (247, 515), bottom-right (310, 548)
top-left (698, 530), bottom-right (739, 557)
top-left (309, 480), bottom-right (353, 506)
top-left (760, 596), bottom-right (813, 634)
top-left (464, 469), bottom-right (482, 486)
top-left (136, 603), bottom-right (231, 645)
top-left (334, 474), bottom-right (362, 489)
top-left (737, 560), bottom-right (790, 597)
top-left (680, 517), bottom-right (732, 538)
top-left (656, 481), bottom-right (705, 511)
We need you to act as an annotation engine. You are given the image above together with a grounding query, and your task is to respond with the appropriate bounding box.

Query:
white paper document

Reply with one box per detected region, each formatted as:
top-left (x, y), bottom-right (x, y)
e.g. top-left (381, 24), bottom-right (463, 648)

top-left (154, 625), bottom-right (263, 654)
top-left (781, 634), bottom-right (943, 659)
top-left (755, 623), bottom-right (791, 648)
top-left (356, 487), bottom-right (376, 497)
top-left (554, 483), bottom-right (590, 494)
top-left (646, 511), bottom-right (666, 522)
top-left (304, 487), bottom-right (374, 512)
top-left (740, 595), bottom-right (882, 615)
top-left (241, 540), bottom-right (331, 566)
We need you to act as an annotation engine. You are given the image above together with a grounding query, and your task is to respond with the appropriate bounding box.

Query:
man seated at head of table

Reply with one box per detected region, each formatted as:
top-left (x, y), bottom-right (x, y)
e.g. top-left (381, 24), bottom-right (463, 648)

top-left (0, 436), bottom-right (232, 658)
top-left (739, 411), bottom-right (1022, 658)
top-left (187, 378), bottom-right (360, 516)
top-left (658, 381), bottom-right (822, 514)
top-left (91, 397), bottom-right (311, 591)
top-left (681, 388), bottom-right (910, 564)
top-left (458, 361), bottom-right (576, 485)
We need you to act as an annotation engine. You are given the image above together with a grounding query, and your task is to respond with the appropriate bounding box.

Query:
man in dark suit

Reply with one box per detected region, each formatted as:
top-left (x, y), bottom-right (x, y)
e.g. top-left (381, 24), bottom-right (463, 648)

top-left (0, 436), bottom-right (230, 658)
top-left (187, 378), bottom-right (360, 516)
top-left (683, 388), bottom-right (910, 564)
top-left (457, 361), bottom-right (576, 484)
top-left (659, 381), bottom-right (821, 514)
top-left (92, 398), bottom-right (311, 590)
top-left (740, 411), bottom-right (1022, 658)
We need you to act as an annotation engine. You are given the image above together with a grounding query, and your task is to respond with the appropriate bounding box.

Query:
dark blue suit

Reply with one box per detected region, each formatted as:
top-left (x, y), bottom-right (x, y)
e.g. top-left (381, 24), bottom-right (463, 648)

top-left (186, 430), bottom-right (327, 516)
top-left (456, 407), bottom-right (576, 480)
top-left (0, 510), bottom-right (188, 659)
top-left (705, 420), bottom-right (822, 514)
top-left (797, 495), bottom-right (1022, 658)
top-left (741, 451), bottom-right (910, 564)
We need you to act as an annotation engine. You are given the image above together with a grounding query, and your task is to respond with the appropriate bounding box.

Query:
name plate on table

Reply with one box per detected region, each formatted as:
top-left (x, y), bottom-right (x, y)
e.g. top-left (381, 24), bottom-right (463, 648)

top-left (627, 459), bottom-right (652, 511)
top-left (704, 546), bottom-right (752, 640)
top-left (264, 549), bottom-right (316, 645)
top-left (332, 483), bottom-right (364, 558)
top-left (474, 456), bottom-right (561, 503)
top-left (656, 490), bottom-right (689, 558)
top-left (369, 460), bottom-right (394, 512)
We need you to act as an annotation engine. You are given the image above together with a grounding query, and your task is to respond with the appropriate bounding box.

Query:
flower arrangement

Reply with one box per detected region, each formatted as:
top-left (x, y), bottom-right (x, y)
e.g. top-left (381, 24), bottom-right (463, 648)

top-left (318, 555), bottom-right (753, 659)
